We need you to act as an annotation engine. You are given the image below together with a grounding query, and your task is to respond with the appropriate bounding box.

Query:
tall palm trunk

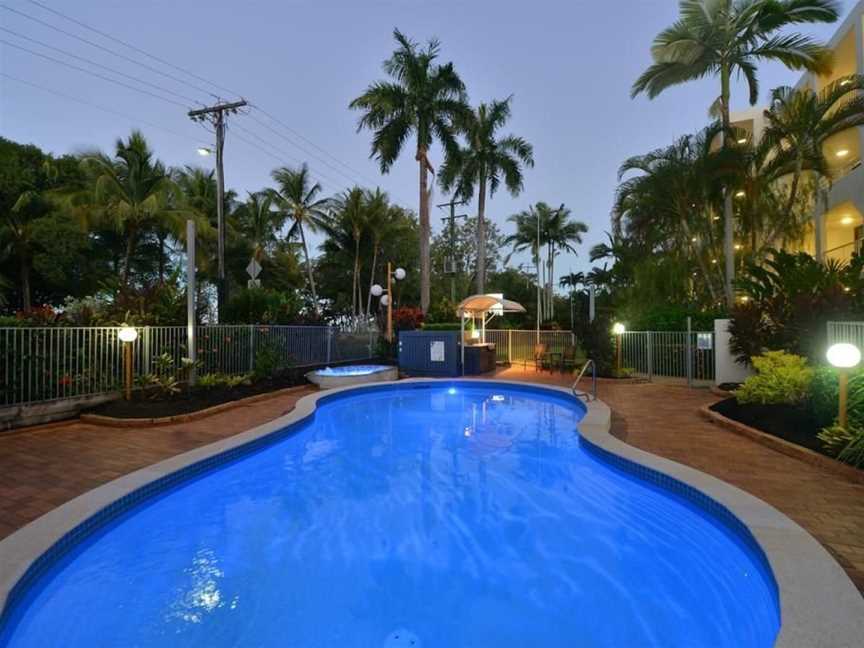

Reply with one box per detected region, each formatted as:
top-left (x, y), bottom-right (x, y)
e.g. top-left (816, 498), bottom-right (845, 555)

top-left (20, 255), bottom-right (31, 311)
top-left (680, 216), bottom-right (718, 303)
top-left (352, 234), bottom-right (361, 316)
top-left (297, 221), bottom-right (319, 311)
top-left (418, 147), bottom-right (431, 313)
top-left (476, 173), bottom-right (487, 294)
top-left (366, 242), bottom-right (379, 316)
top-left (123, 226), bottom-right (138, 290)
top-left (721, 66), bottom-right (735, 307)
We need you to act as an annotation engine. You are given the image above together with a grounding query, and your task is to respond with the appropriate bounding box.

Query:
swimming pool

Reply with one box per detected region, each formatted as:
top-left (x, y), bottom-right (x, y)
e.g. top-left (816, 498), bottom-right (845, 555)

top-left (306, 364), bottom-right (398, 389)
top-left (0, 382), bottom-right (780, 647)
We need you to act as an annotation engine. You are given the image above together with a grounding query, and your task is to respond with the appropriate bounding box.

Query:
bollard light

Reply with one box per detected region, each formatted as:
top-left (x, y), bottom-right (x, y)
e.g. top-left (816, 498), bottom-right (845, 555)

top-left (118, 326), bottom-right (138, 343)
top-left (612, 322), bottom-right (626, 335)
top-left (827, 343), bottom-right (861, 428)
top-left (612, 323), bottom-right (625, 375)
top-left (118, 326), bottom-right (137, 400)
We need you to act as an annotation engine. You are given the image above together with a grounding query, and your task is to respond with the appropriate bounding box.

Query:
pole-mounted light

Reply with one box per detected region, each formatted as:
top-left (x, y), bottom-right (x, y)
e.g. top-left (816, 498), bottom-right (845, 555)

top-left (827, 343), bottom-right (861, 427)
top-left (612, 322), bottom-right (626, 375)
top-left (373, 265), bottom-right (406, 343)
top-left (118, 326), bottom-right (138, 401)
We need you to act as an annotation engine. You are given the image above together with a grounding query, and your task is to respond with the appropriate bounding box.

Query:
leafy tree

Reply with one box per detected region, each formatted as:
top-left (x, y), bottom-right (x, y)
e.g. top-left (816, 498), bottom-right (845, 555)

top-left (350, 29), bottom-right (468, 314)
top-left (438, 97), bottom-right (534, 293)
top-left (632, 0), bottom-right (839, 306)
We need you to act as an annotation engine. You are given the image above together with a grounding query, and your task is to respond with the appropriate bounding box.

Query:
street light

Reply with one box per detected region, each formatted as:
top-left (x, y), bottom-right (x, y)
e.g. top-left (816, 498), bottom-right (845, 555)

top-left (612, 322), bottom-right (625, 375)
top-left (827, 343), bottom-right (861, 427)
top-left (197, 147), bottom-right (212, 157)
top-left (118, 326), bottom-right (138, 401)
top-left (371, 263), bottom-right (406, 343)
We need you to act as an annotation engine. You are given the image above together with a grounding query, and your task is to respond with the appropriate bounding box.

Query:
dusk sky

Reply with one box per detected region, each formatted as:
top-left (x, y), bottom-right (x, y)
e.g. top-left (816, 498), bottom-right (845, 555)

top-left (0, 0), bottom-right (849, 280)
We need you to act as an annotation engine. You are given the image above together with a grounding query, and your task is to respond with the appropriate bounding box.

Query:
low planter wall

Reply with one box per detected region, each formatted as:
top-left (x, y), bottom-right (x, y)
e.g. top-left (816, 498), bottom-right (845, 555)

top-left (0, 393), bottom-right (120, 432)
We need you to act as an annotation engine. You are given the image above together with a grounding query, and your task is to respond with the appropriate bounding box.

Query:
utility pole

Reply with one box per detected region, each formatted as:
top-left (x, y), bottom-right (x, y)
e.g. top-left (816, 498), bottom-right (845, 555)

top-left (188, 99), bottom-right (247, 322)
top-left (437, 198), bottom-right (468, 302)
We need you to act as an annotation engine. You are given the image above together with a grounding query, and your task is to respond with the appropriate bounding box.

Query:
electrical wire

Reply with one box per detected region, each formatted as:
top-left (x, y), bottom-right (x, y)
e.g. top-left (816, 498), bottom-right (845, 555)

top-left (0, 38), bottom-right (192, 108)
top-left (0, 26), bottom-right (200, 105)
top-left (0, 4), bottom-right (221, 101)
top-left (1, 72), bottom-right (205, 144)
top-left (26, 0), bottom-right (242, 99)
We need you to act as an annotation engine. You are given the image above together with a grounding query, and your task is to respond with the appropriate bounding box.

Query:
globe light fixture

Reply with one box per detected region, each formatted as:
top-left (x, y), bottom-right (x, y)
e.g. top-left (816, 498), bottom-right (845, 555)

top-left (118, 326), bottom-right (138, 343)
top-left (118, 326), bottom-right (138, 400)
top-left (827, 343), bottom-right (861, 427)
top-left (827, 343), bottom-right (861, 369)
top-left (612, 322), bottom-right (626, 375)
top-left (612, 322), bottom-right (626, 335)
top-left (380, 294), bottom-right (390, 307)
top-left (394, 267), bottom-right (406, 281)
top-left (371, 284), bottom-right (384, 297)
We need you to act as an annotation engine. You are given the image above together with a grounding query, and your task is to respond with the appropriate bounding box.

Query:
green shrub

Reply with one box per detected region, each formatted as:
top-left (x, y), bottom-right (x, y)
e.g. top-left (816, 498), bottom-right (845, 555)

top-left (224, 287), bottom-right (301, 325)
top-left (808, 366), bottom-right (840, 427)
top-left (253, 341), bottom-right (291, 380)
top-left (817, 424), bottom-right (855, 456)
top-left (838, 430), bottom-right (864, 468)
top-left (734, 351), bottom-right (813, 405)
top-left (422, 322), bottom-right (461, 331)
top-left (197, 372), bottom-right (252, 389)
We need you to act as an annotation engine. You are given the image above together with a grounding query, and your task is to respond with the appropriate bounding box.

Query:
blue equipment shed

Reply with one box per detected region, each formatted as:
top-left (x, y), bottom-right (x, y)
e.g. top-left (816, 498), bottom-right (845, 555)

top-left (397, 330), bottom-right (461, 377)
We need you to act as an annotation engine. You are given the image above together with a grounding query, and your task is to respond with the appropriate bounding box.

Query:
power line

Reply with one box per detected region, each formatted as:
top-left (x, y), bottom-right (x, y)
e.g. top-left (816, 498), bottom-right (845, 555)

top-left (0, 4), bottom-right (220, 102)
top-left (251, 104), bottom-right (380, 186)
top-left (0, 72), bottom-right (205, 144)
top-left (0, 38), bottom-right (191, 108)
top-left (0, 26), bottom-right (200, 105)
top-left (10, 2), bottom-right (378, 194)
top-left (246, 112), bottom-right (368, 189)
top-left (230, 121), bottom-right (351, 193)
top-left (26, 0), bottom-right (242, 99)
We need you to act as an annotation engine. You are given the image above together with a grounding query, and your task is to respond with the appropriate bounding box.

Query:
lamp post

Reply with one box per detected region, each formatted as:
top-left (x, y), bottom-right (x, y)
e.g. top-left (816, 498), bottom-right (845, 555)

top-left (612, 322), bottom-right (626, 375)
top-left (371, 263), bottom-right (406, 343)
top-left (827, 343), bottom-right (861, 427)
top-left (118, 326), bottom-right (138, 401)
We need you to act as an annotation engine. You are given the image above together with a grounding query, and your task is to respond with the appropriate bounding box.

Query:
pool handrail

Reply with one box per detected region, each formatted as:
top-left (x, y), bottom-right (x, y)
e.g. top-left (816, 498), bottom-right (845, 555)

top-left (573, 359), bottom-right (597, 401)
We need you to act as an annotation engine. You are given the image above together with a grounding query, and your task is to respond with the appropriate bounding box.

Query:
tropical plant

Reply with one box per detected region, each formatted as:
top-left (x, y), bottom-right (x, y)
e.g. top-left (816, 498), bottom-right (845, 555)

top-left (235, 190), bottom-right (282, 261)
top-left (329, 187), bottom-right (368, 316)
top-left (734, 350), bottom-right (813, 405)
top-left (762, 76), bottom-right (864, 225)
top-left (439, 97), bottom-right (534, 293)
top-left (729, 249), bottom-right (862, 363)
top-left (350, 29), bottom-right (469, 313)
top-left (76, 131), bottom-right (195, 289)
top-left (268, 164), bottom-right (331, 310)
top-left (632, 0), bottom-right (839, 306)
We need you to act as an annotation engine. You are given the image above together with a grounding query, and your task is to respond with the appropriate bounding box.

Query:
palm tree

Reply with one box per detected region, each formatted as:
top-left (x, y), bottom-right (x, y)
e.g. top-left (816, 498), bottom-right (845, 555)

top-left (235, 191), bottom-right (283, 262)
top-left (362, 188), bottom-right (392, 316)
top-left (269, 164), bottom-right (330, 309)
top-left (543, 204), bottom-right (588, 318)
top-left (439, 97), bottom-right (534, 294)
top-left (350, 29), bottom-right (468, 313)
top-left (559, 271), bottom-right (585, 292)
top-left (78, 131), bottom-right (190, 289)
top-left (762, 76), bottom-right (864, 252)
top-left (632, 0), bottom-right (839, 306)
top-left (330, 187), bottom-right (368, 316)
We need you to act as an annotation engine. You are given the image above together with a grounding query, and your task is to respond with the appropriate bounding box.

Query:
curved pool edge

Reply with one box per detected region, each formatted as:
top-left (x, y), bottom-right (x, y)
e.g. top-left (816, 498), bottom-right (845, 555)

top-left (0, 378), bottom-right (861, 647)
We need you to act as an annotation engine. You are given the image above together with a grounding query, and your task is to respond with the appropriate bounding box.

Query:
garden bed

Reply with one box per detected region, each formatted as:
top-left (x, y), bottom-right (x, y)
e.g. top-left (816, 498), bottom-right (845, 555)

top-left (87, 360), bottom-right (391, 420)
top-left (710, 397), bottom-right (823, 452)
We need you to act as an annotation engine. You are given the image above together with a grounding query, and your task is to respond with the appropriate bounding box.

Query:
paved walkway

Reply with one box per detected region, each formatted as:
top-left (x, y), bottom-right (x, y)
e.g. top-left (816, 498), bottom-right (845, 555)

top-left (2, 374), bottom-right (863, 593)
top-left (494, 366), bottom-right (864, 591)
top-left (0, 387), bottom-right (314, 539)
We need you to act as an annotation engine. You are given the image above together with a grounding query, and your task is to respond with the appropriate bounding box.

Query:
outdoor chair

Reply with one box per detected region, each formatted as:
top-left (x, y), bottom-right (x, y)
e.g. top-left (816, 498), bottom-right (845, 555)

top-left (560, 346), bottom-right (578, 372)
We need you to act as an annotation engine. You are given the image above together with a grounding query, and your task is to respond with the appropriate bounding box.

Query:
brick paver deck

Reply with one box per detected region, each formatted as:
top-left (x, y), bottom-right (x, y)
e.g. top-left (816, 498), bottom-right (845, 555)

top-left (2, 373), bottom-right (863, 594)
top-left (0, 387), bottom-right (314, 539)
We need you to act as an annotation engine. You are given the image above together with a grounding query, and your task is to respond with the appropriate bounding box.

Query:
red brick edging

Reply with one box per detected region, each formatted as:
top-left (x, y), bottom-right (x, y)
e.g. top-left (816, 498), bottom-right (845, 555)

top-left (80, 385), bottom-right (311, 428)
top-left (699, 405), bottom-right (864, 485)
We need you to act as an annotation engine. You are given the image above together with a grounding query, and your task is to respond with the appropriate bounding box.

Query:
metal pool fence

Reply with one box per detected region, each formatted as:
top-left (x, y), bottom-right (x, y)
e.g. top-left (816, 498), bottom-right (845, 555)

top-left (0, 325), bottom-right (377, 408)
top-left (483, 330), bottom-right (576, 364)
top-left (619, 331), bottom-right (716, 384)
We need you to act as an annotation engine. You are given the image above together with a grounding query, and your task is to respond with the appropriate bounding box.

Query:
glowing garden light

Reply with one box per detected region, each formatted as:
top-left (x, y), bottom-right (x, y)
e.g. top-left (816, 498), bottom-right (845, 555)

top-left (827, 343), bottom-right (861, 427)
top-left (118, 326), bottom-right (138, 400)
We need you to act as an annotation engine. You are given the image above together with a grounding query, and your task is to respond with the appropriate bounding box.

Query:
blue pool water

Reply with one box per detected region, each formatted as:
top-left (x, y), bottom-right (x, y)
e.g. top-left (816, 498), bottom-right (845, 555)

top-left (315, 364), bottom-right (392, 376)
top-left (0, 383), bottom-right (779, 647)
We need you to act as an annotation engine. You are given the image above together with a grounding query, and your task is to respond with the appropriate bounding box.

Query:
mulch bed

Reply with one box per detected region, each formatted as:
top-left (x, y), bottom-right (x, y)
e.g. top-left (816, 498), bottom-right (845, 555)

top-left (89, 360), bottom-right (391, 419)
top-left (709, 397), bottom-right (823, 453)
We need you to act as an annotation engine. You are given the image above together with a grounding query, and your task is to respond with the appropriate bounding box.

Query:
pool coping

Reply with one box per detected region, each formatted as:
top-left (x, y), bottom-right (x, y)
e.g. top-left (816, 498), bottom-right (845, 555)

top-left (0, 378), bottom-right (862, 646)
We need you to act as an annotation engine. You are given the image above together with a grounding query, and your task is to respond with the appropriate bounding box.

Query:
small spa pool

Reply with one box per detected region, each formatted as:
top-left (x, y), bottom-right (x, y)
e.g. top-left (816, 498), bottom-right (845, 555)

top-left (306, 364), bottom-right (398, 389)
top-left (0, 383), bottom-right (780, 647)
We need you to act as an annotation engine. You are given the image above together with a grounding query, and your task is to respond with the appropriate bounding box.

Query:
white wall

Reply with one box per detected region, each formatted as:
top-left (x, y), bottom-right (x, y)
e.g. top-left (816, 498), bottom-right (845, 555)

top-left (714, 319), bottom-right (752, 386)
